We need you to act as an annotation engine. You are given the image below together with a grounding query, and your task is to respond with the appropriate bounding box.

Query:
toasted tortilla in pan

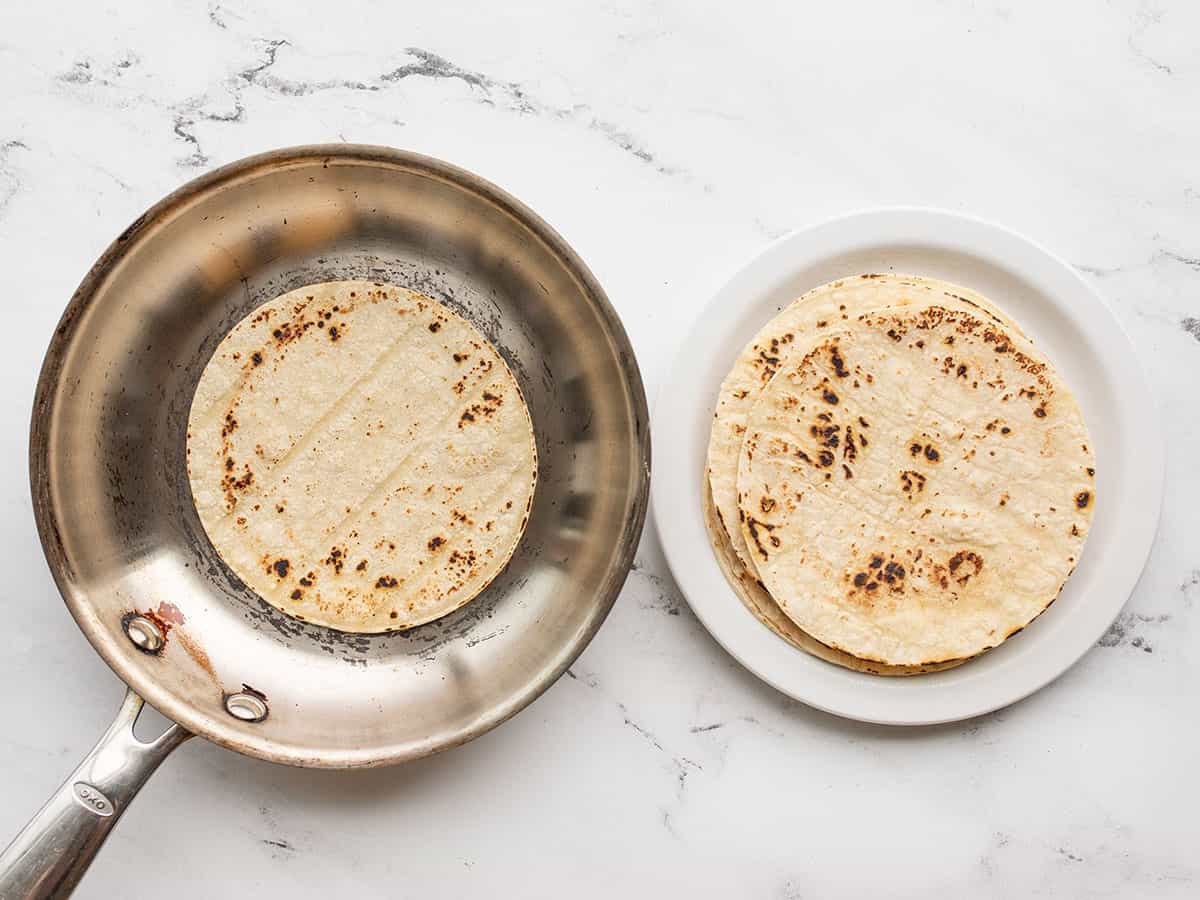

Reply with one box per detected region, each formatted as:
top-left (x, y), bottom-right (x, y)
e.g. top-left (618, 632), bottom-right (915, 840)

top-left (188, 280), bottom-right (537, 633)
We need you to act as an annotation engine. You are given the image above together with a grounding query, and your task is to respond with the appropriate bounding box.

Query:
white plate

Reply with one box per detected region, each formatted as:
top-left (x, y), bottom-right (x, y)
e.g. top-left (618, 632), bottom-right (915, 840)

top-left (652, 208), bottom-right (1163, 725)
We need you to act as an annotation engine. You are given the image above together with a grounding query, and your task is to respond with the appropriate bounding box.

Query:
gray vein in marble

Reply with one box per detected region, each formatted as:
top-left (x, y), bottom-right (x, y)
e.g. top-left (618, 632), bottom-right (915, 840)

top-left (172, 116), bottom-right (210, 168)
top-left (689, 714), bottom-right (784, 741)
top-left (740, 714), bottom-right (785, 738)
top-left (1097, 611), bottom-right (1170, 652)
top-left (960, 709), bottom-right (1006, 738)
top-left (208, 1), bottom-right (231, 30)
top-left (60, 60), bottom-right (93, 85)
top-left (675, 756), bottom-right (702, 793)
top-left (57, 53), bottom-right (139, 90)
top-left (564, 666), bottom-right (599, 689)
top-left (55, 32), bottom-right (690, 187)
top-left (753, 216), bottom-right (788, 240)
top-left (256, 805), bottom-right (297, 861)
top-left (0, 139), bottom-right (29, 218)
top-left (1076, 248), bottom-right (1200, 279)
top-left (977, 831), bottom-right (1014, 881)
top-left (383, 48), bottom-right (501, 95)
top-left (260, 45), bottom-right (677, 174)
top-left (1181, 569), bottom-right (1199, 604)
top-left (618, 701), bottom-right (666, 753)
top-left (629, 558), bottom-right (686, 617)
top-left (660, 810), bottom-right (678, 839)
top-left (92, 162), bottom-right (133, 193)
top-left (168, 38), bottom-right (285, 167)
top-left (1182, 317), bottom-right (1200, 342)
top-left (52, 50), bottom-right (232, 169)
top-left (1074, 262), bottom-right (1115, 277)
top-left (1128, 3), bottom-right (1173, 76)
top-left (241, 38), bottom-right (289, 82)
top-left (565, 668), bottom-right (706, 813)
top-left (615, 701), bottom-right (704, 804)
top-left (583, 119), bottom-right (681, 176)
top-left (146, 34), bottom-right (679, 177)
top-left (1164, 251), bottom-right (1200, 271)
top-left (1128, 34), bottom-right (1172, 75)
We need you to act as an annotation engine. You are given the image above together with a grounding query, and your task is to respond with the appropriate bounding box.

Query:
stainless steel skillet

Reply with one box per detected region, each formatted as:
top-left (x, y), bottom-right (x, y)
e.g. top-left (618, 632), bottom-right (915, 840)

top-left (0, 145), bottom-right (650, 898)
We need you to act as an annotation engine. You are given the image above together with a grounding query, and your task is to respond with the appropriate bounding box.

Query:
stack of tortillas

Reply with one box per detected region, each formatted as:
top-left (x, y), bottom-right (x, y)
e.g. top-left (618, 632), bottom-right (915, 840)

top-left (188, 281), bottom-right (537, 633)
top-left (705, 274), bottom-right (1096, 674)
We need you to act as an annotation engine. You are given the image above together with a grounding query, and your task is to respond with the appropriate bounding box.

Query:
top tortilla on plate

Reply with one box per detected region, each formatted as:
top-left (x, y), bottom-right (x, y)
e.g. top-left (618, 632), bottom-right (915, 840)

top-left (706, 274), bottom-right (1026, 579)
top-left (736, 303), bottom-right (1095, 666)
top-left (187, 280), bottom-right (537, 633)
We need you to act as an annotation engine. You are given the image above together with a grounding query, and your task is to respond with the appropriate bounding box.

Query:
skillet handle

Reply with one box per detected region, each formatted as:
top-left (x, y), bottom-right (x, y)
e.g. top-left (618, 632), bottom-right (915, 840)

top-left (0, 687), bottom-right (191, 899)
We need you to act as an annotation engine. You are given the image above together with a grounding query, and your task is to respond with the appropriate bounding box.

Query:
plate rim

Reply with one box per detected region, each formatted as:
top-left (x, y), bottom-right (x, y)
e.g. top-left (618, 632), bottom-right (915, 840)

top-left (650, 206), bottom-right (1164, 725)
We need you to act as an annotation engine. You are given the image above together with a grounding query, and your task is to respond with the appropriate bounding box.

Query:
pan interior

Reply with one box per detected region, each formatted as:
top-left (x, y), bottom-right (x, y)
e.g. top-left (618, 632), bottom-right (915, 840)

top-left (31, 147), bottom-right (649, 766)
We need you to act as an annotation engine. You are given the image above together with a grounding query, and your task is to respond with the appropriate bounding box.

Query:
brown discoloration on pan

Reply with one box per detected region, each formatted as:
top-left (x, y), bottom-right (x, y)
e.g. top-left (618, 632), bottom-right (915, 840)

top-left (175, 629), bottom-right (217, 684)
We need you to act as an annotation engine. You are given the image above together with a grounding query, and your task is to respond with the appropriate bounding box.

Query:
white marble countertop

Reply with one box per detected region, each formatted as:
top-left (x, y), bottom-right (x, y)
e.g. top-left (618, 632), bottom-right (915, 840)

top-left (1, 1), bottom-right (1197, 897)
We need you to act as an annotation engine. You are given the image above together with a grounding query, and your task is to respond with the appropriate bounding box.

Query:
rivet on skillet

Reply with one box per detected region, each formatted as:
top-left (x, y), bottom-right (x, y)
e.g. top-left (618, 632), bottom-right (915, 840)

top-left (224, 691), bottom-right (269, 723)
top-left (122, 615), bottom-right (165, 654)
